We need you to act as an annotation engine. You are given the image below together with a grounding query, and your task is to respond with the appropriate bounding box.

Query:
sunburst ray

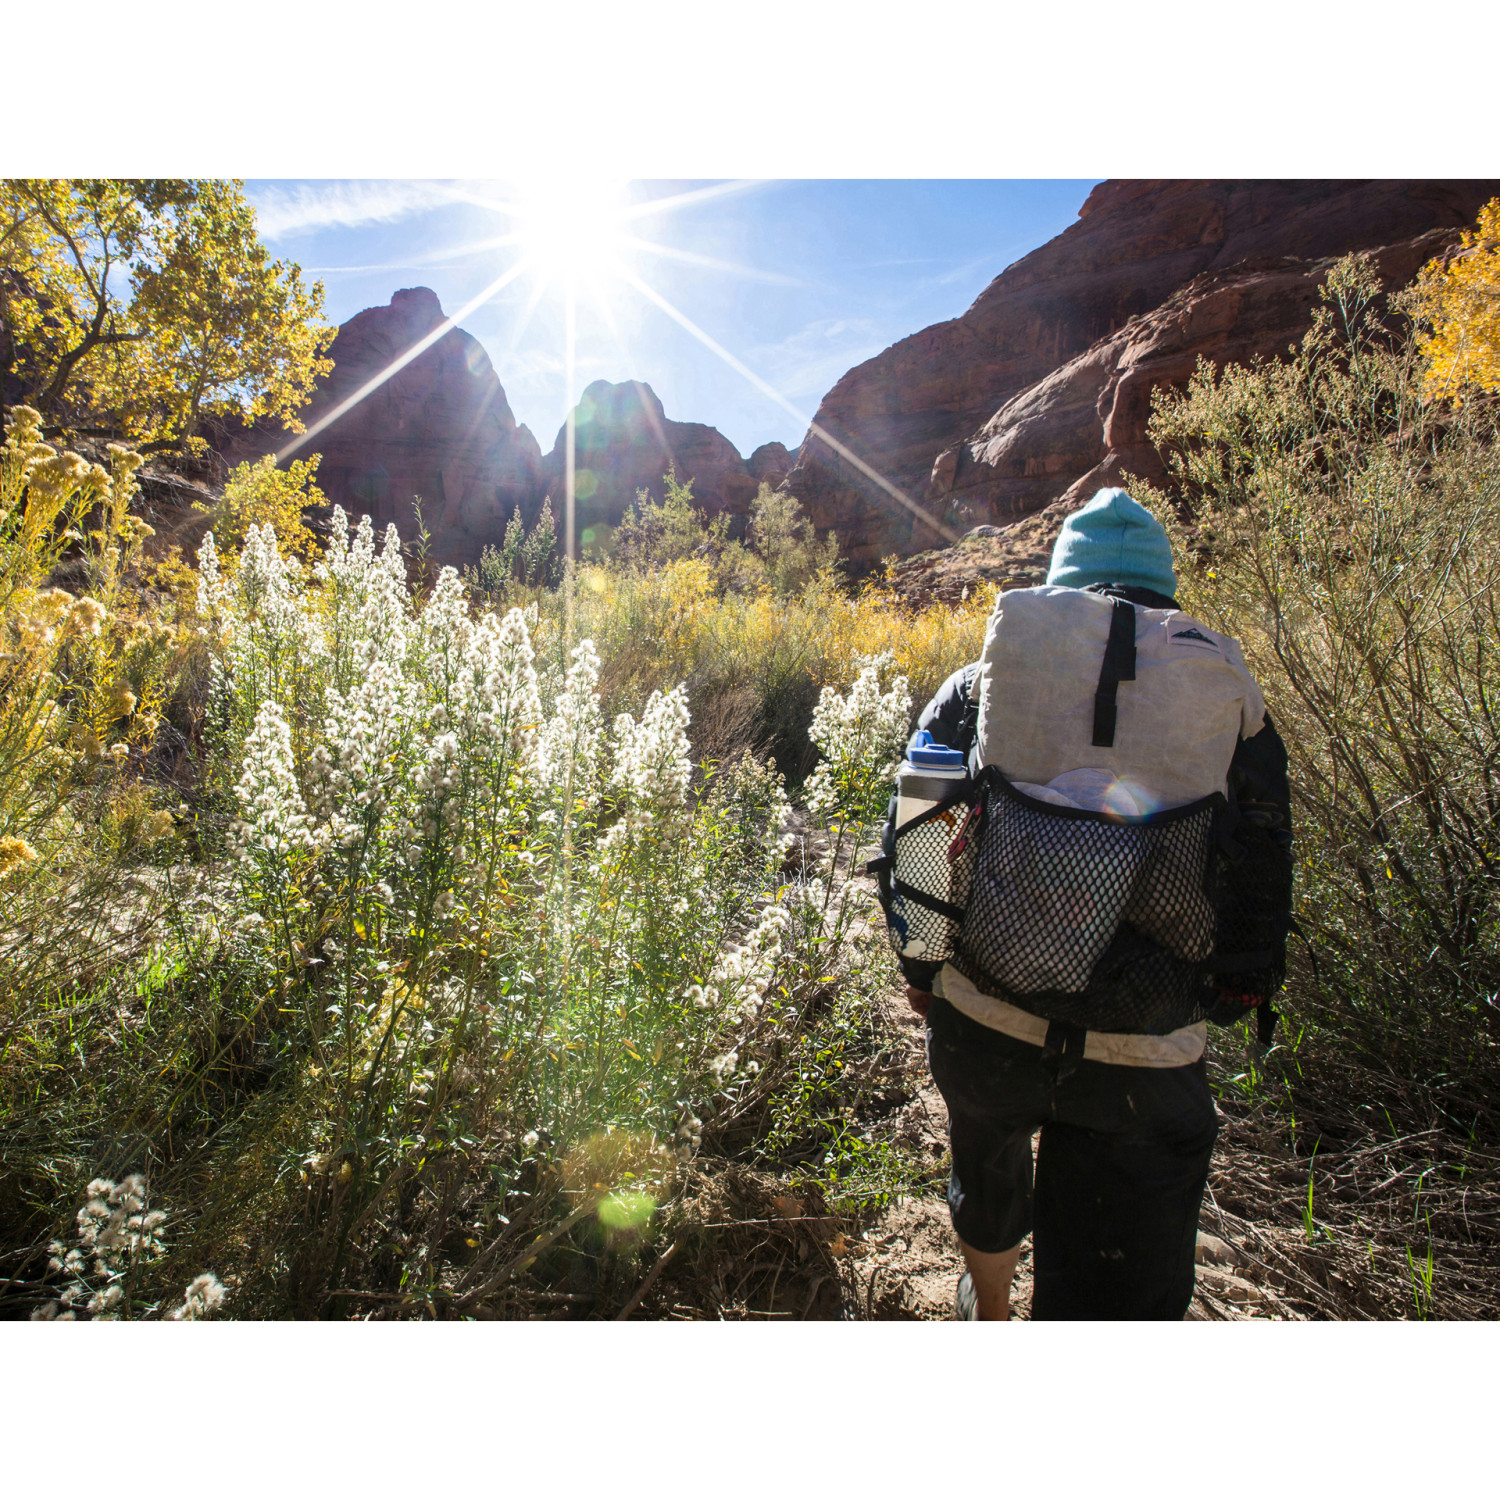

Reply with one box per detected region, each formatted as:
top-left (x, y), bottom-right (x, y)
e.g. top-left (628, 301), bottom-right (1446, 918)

top-left (277, 260), bottom-right (532, 462)
top-left (620, 236), bottom-right (804, 286)
top-left (616, 267), bottom-right (955, 547)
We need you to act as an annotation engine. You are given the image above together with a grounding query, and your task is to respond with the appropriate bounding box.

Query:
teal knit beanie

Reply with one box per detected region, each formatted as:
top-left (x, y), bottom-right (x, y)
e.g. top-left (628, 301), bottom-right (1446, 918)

top-left (1046, 487), bottom-right (1178, 599)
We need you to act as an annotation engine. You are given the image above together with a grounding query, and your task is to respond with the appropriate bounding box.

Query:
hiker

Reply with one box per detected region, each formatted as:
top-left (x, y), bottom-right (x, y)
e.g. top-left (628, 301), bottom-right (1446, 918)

top-left (875, 488), bottom-right (1292, 1321)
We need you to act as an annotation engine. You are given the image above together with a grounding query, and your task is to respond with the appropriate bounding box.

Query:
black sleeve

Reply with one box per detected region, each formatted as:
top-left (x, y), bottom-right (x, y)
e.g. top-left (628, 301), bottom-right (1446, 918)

top-left (876, 662), bottom-right (980, 991)
top-left (909, 663), bottom-right (979, 755)
top-left (1229, 712), bottom-right (1293, 850)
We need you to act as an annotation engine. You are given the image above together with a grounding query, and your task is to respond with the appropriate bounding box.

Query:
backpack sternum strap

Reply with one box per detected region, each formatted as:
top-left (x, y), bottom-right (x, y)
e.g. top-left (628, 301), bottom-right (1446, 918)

top-left (1092, 599), bottom-right (1138, 748)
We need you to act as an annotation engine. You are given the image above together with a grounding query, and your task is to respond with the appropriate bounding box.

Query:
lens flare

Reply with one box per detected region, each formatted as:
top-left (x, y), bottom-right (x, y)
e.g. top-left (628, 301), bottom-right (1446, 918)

top-left (511, 175), bottom-right (629, 287)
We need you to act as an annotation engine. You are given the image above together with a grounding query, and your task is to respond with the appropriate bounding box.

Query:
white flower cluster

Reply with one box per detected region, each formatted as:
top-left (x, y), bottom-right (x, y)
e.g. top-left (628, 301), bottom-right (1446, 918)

top-left (673, 1112), bottom-right (703, 1163)
top-left (803, 651), bottom-right (913, 818)
top-left (310, 657), bottom-right (414, 842)
top-left (166, 1272), bottom-right (228, 1321)
top-left (240, 522), bottom-right (320, 662)
top-left (195, 530), bottom-right (231, 621)
top-left (535, 639), bottom-right (603, 795)
top-left (212, 509), bottom-right (592, 909)
top-left (719, 752), bottom-right (795, 877)
top-left (599, 684), bottom-right (694, 855)
top-left (413, 730), bottom-right (463, 840)
top-left (313, 509), bottom-right (412, 677)
top-left (611, 684), bottom-right (693, 809)
top-left (232, 699), bottom-right (313, 864)
top-left (32, 1174), bottom-right (225, 1322)
top-left (687, 903), bottom-right (790, 1022)
top-left (461, 605), bottom-right (544, 766)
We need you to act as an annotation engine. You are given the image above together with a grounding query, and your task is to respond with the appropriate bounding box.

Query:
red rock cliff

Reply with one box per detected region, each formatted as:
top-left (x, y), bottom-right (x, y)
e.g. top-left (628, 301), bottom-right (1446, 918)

top-left (540, 379), bottom-right (759, 545)
top-left (786, 180), bottom-right (1500, 570)
top-left (229, 287), bottom-right (544, 565)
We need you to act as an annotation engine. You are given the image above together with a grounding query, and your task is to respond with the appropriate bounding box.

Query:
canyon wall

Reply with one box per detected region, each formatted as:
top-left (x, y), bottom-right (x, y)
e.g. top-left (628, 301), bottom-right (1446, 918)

top-left (784, 180), bottom-right (1500, 570)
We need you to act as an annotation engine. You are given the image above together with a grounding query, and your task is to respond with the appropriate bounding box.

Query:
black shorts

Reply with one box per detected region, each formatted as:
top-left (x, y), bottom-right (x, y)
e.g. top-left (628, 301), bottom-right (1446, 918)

top-left (925, 996), bottom-right (1218, 1320)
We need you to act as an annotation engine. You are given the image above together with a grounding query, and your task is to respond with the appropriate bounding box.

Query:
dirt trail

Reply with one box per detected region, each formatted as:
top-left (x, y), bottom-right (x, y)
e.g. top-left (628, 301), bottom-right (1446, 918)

top-left (842, 990), bottom-right (1303, 1321)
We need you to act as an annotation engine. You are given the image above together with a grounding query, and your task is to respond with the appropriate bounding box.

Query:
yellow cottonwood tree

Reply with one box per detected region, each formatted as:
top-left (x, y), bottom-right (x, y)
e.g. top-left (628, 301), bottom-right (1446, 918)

top-left (0, 179), bottom-right (334, 449)
top-left (200, 452), bottom-right (326, 563)
top-left (1413, 197), bottom-right (1500, 405)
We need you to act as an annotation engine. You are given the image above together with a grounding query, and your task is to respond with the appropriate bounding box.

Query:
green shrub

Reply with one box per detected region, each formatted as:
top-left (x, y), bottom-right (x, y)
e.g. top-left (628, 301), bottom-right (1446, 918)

top-left (464, 497), bottom-right (561, 604)
top-left (747, 481), bottom-right (840, 596)
top-left (1134, 254), bottom-right (1500, 1124)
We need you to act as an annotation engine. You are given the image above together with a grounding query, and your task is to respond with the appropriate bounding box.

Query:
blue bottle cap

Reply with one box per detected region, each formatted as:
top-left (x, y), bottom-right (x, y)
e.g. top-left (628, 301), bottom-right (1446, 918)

top-left (908, 741), bottom-right (965, 770)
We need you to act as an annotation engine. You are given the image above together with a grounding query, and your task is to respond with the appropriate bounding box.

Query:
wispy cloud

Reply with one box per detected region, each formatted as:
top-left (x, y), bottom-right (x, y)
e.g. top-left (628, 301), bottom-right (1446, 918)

top-left (250, 180), bottom-right (454, 240)
top-left (921, 252), bottom-right (1002, 289)
top-left (747, 317), bottom-right (888, 402)
top-left (850, 256), bottom-right (939, 270)
top-left (299, 262), bottom-right (458, 277)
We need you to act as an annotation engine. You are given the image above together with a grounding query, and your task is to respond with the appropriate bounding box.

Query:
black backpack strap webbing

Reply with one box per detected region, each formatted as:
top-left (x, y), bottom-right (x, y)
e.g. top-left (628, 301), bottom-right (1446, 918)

top-left (955, 663), bottom-right (981, 761)
top-left (1092, 599), bottom-right (1137, 748)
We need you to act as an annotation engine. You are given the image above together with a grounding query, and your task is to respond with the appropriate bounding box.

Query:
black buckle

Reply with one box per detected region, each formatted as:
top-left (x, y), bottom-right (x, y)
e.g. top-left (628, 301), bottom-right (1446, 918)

top-left (1041, 1018), bottom-right (1088, 1061)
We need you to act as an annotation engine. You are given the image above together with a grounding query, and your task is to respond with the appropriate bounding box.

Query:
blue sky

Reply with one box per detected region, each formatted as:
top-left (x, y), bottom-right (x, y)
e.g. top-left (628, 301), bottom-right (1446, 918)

top-left (243, 179), bottom-right (1101, 460)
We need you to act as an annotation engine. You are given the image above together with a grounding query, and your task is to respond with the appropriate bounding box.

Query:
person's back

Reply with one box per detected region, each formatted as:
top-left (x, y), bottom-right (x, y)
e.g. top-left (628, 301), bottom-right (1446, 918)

top-left (878, 487), bottom-right (1292, 1320)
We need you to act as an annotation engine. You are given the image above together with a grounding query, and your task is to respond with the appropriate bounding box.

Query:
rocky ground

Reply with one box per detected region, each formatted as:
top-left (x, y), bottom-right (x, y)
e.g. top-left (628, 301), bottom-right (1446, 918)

top-left (885, 503), bottom-right (1077, 610)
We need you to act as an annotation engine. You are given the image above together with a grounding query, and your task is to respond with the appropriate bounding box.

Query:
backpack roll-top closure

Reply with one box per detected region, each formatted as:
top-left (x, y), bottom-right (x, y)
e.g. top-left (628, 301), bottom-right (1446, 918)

top-left (975, 585), bottom-right (1266, 811)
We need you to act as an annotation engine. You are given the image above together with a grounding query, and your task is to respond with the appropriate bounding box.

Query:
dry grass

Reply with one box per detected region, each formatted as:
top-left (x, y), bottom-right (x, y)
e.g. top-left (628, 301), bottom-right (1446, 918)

top-left (1195, 1112), bottom-right (1500, 1321)
top-left (548, 564), bottom-right (992, 781)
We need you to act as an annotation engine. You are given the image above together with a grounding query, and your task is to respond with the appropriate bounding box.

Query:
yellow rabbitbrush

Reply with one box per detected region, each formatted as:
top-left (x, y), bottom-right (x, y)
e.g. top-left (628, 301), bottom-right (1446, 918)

top-left (0, 407), bottom-right (189, 843)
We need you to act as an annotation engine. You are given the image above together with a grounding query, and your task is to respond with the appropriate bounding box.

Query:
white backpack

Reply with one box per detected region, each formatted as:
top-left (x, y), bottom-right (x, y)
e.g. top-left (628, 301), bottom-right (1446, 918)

top-left (886, 586), bottom-right (1283, 1036)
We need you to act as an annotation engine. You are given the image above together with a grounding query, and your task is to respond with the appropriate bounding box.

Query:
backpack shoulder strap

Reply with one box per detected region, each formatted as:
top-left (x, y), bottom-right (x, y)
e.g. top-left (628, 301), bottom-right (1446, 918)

top-left (1092, 599), bottom-right (1137, 748)
top-left (956, 662), bottom-right (981, 759)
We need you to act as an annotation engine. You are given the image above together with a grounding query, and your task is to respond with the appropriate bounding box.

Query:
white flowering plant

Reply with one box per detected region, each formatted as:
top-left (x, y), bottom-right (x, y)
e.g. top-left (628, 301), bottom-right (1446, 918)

top-left (802, 650), bottom-right (911, 824)
top-left (18, 500), bottom-right (922, 1318)
top-left (192, 507), bottom-right (811, 1310)
top-left (700, 652), bottom-right (915, 1212)
top-left (31, 1173), bottom-right (227, 1321)
top-left (783, 651), bottom-right (911, 989)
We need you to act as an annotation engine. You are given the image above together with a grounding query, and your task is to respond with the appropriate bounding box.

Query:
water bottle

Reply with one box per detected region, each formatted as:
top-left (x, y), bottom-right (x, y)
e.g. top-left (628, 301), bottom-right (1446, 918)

top-left (896, 731), bottom-right (969, 829)
top-left (889, 732), bottom-right (975, 963)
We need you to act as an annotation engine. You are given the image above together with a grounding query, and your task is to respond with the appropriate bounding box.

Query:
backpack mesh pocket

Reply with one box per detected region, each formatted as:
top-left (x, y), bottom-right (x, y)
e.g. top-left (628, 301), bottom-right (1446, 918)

top-left (951, 772), bottom-right (1220, 1035)
top-left (888, 795), bottom-right (980, 966)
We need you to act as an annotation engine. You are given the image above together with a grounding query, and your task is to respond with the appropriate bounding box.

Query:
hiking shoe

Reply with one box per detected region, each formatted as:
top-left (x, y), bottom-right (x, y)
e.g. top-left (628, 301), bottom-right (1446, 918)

top-left (955, 1271), bottom-right (978, 1321)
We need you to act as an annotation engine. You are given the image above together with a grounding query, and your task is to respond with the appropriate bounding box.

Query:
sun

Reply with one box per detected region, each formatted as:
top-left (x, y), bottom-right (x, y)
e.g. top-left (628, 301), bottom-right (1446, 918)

top-left (509, 176), bottom-right (630, 288)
